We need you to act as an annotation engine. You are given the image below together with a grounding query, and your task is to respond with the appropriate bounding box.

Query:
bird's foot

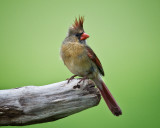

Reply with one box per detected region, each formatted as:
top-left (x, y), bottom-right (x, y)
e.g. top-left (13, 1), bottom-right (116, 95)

top-left (73, 76), bottom-right (88, 89)
top-left (67, 75), bottom-right (78, 84)
top-left (78, 76), bottom-right (88, 85)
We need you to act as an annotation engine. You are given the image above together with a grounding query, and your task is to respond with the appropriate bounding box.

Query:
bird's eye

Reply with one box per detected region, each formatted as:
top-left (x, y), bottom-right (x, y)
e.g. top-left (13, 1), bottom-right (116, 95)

top-left (75, 32), bottom-right (83, 37)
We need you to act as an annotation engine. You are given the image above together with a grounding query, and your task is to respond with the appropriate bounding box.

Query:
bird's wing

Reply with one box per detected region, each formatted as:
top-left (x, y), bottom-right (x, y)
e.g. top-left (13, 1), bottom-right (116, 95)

top-left (86, 46), bottom-right (104, 76)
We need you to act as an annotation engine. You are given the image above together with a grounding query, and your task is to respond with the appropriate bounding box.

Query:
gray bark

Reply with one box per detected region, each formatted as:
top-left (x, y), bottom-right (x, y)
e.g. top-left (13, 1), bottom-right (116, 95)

top-left (0, 79), bottom-right (101, 126)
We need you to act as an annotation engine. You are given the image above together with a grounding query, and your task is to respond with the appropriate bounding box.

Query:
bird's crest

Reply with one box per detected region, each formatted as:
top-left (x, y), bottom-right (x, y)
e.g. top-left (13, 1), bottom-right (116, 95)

top-left (72, 16), bottom-right (84, 29)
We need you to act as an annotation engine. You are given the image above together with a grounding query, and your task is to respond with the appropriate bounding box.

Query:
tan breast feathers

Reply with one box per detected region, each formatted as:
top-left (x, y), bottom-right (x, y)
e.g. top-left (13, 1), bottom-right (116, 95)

top-left (61, 42), bottom-right (85, 59)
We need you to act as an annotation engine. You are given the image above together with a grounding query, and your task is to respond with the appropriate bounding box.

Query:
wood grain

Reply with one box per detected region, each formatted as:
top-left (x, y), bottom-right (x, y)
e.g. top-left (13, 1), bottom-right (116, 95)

top-left (0, 79), bottom-right (101, 126)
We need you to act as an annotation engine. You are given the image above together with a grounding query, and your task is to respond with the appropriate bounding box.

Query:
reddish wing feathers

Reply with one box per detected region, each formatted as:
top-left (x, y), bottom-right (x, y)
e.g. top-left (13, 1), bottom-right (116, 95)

top-left (73, 16), bottom-right (84, 29)
top-left (86, 46), bottom-right (105, 76)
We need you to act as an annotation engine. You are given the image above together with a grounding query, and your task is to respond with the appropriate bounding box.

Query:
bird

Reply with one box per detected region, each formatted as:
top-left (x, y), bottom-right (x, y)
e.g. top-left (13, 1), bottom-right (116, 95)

top-left (60, 16), bottom-right (122, 116)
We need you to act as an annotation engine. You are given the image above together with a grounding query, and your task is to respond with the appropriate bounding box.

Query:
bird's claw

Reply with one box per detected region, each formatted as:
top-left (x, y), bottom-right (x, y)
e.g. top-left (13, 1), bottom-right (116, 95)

top-left (77, 76), bottom-right (88, 85)
top-left (67, 75), bottom-right (78, 84)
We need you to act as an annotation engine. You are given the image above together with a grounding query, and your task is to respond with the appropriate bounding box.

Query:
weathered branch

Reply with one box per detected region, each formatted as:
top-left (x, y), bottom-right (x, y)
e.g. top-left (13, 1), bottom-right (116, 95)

top-left (0, 79), bottom-right (101, 126)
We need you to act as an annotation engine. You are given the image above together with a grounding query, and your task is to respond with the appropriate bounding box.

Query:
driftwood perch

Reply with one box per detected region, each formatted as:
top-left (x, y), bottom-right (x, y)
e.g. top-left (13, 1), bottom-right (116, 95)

top-left (0, 79), bottom-right (101, 126)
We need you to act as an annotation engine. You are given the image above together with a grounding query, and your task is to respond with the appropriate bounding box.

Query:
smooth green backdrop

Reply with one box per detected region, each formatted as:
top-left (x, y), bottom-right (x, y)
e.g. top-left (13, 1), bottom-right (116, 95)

top-left (0, 0), bottom-right (160, 128)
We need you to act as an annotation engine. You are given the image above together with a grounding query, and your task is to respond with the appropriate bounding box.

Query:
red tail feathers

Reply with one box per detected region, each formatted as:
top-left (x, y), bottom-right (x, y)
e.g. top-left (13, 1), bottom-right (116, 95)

top-left (93, 78), bottom-right (122, 116)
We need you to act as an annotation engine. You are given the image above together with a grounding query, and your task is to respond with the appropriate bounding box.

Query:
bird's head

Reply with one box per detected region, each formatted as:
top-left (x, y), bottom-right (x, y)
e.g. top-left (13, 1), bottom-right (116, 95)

top-left (67, 16), bottom-right (89, 43)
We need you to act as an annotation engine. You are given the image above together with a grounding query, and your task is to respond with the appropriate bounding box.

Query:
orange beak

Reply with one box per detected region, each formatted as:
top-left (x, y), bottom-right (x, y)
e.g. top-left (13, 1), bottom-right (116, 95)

top-left (80, 33), bottom-right (90, 40)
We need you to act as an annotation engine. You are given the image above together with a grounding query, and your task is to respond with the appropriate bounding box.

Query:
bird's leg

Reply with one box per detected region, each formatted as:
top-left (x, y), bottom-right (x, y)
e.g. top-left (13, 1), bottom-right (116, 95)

top-left (67, 75), bottom-right (78, 83)
top-left (78, 76), bottom-right (88, 84)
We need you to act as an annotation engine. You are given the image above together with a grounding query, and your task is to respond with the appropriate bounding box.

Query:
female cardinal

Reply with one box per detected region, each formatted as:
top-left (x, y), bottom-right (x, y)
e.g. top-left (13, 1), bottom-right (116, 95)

top-left (60, 16), bottom-right (122, 116)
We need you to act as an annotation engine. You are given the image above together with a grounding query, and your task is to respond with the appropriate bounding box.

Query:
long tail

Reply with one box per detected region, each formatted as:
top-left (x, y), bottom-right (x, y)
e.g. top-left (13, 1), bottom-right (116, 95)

top-left (93, 77), bottom-right (122, 116)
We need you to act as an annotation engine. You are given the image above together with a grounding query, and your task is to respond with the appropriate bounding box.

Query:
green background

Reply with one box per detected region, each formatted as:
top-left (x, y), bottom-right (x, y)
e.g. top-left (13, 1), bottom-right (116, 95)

top-left (0, 0), bottom-right (160, 128)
